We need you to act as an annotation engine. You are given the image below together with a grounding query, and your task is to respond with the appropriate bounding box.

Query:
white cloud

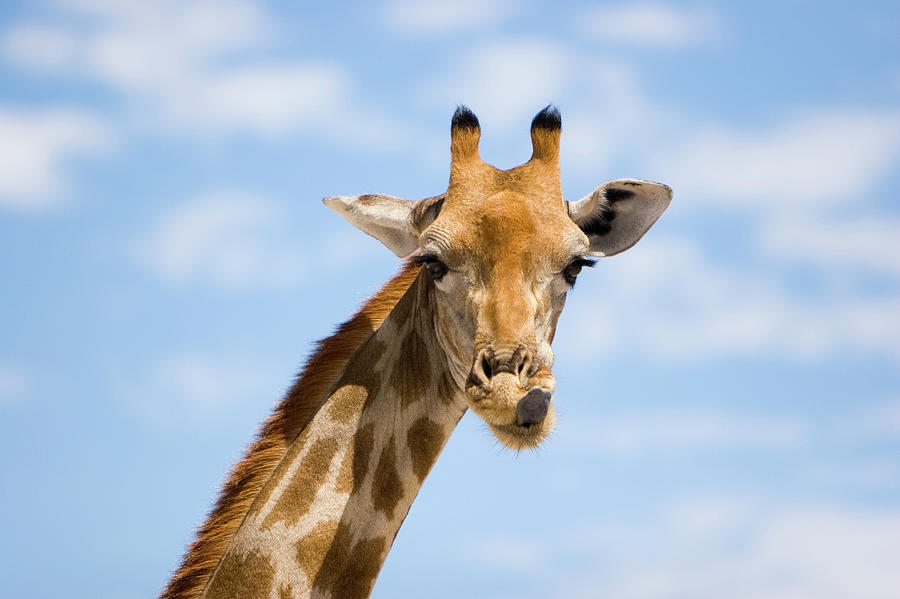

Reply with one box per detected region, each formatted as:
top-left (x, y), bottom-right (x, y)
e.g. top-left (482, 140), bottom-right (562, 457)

top-left (561, 60), bottom-right (669, 172)
top-left (458, 502), bottom-right (900, 599)
top-left (869, 399), bottom-right (900, 435)
top-left (658, 111), bottom-right (900, 207)
top-left (198, 64), bottom-right (349, 136)
top-left (0, 106), bottom-right (112, 209)
top-left (128, 350), bottom-right (289, 428)
top-left (135, 191), bottom-right (307, 289)
top-left (1, 23), bottom-right (80, 70)
top-left (382, 0), bottom-right (520, 35)
top-left (577, 4), bottom-right (720, 47)
top-left (560, 409), bottom-right (810, 456)
top-left (420, 38), bottom-right (572, 131)
top-left (566, 505), bottom-right (900, 599)
top-left (559, 236), bottom-right (900, 364)
top-left (553, 396), bottom-right (900, 462)
top-left (3, 0), bottom-right (407, 146)
top-left (134, 189), bottom-right (399, 290)
top-left (4, 0), bottom-right (270, 88)
top-left (0, 365), bottom-right (29, 403)
top-left (664, 497), bottom-right (758, 540)
top-left (416, 39), bottom-right (673, 174)
top-left (759, 215), bottom-right (900, 278)
top-left (804, 458), bottom-right (900, 492)
top-left (462, 535), bottom-right (543, 573)
top-left (152, 352), bottom-right (274, 412)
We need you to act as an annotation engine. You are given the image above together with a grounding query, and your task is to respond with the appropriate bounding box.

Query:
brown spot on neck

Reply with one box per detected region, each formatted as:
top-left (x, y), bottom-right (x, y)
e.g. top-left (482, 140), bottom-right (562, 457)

top-left (312, 523), bottom-right (387, 599)
top-left (295, 519), bottom-right (340, 579)
top-left (335, 444), bottom-right (355, 495)
top-left (352, 422), bottom-right (375, 488)
top-left (261, 436), bottom-right (339, 530)
top-left (333, 418), bottom-right (375, 496)
top-left (330, 337), bottom-right (386, 424)
top-left (371, 435), bottom-right (403, 520)
top-left (203, 548), bottom-right (275, 599)
top-left (407, 417), bottom-right (446, 483)
top-left (390, 328), bottom-right (432, 408)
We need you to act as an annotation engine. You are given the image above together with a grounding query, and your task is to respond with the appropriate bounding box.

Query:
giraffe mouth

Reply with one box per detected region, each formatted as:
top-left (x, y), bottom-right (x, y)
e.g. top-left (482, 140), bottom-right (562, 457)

top-left (487, 414), bottom-right (555, 450)
top-left (465, 374), bottom-right (556, 449)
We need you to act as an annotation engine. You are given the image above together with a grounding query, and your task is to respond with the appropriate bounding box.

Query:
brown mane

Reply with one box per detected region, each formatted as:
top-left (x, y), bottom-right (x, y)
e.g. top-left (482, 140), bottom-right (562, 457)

top-left (161, 262), bottom-right (420, 598)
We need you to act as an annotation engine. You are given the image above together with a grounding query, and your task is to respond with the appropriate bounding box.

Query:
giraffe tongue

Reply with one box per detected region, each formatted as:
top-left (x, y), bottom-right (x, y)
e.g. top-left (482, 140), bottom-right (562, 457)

top-left (516, 387), bottom-right (551, 426)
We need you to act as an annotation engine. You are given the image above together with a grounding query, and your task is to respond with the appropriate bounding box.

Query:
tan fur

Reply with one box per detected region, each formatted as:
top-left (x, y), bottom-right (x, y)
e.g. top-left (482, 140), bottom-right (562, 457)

top-left (161, 263), bottom-right (419, 599)
top-left (425, 121), bottom-right (584, 450)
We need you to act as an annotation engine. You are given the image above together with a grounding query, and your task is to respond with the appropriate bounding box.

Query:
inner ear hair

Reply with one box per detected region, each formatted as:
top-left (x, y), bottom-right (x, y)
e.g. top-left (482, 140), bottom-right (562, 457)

top-left (568, 179), bottom-right (672, 257)
top-left (410, 194), bottom-right (445, 233)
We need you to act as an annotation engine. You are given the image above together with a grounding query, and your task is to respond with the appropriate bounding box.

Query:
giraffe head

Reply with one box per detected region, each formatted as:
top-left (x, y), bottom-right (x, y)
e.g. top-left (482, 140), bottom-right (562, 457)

top-left (325, 106), bottom-right (671, 450)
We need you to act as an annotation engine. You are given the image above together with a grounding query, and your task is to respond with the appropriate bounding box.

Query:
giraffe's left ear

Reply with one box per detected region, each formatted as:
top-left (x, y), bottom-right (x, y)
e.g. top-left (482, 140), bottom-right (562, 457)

top-left (323, 193), bottom-right (445, 257)
top-left (567, 179), bottom-right (672, 257)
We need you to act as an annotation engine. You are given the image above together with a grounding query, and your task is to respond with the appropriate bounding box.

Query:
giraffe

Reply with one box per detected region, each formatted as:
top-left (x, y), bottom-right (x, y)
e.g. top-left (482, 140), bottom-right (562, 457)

top-left (162, 106), bottom-right (671, 599)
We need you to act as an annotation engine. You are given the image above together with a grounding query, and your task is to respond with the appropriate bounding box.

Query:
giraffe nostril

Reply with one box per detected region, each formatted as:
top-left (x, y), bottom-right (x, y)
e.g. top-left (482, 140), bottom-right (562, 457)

top-left (466, 351), bottom-right (494, 389)
top-left (481, 353), bottom-right (493, 379)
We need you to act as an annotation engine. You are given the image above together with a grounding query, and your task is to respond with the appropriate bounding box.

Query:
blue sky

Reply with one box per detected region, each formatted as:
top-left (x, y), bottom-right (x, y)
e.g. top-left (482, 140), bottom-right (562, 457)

top-left (1, 1), bottom-right (899, 598)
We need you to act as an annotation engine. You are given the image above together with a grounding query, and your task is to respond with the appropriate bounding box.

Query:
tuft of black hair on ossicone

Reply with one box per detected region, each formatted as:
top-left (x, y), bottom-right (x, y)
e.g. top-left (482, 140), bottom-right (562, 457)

top-left (451, 105), bottom-right (480, 130)
top-left (531, 105), bottom-right (561, 132)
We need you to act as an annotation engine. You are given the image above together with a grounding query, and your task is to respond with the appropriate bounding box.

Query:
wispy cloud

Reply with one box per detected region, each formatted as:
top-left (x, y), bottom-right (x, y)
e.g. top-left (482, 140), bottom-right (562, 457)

top-left (759, 215), bottom-right (900, 278)
top-left (415, 38), bottom-right (673, 173)
top-left (420, 38), bottom-right (572, 132)
top-left (657, 110), bottom-right (900, 208)
top-left (1, 22), bottom-right (81, 70)
top-left (128, 350), bottom-right (288, 429)
top-left (152, 351), bottom-right (275, 412)
top-left (134, 191), bottom-right (308, 289)
top-left (560, 409), bottom-right (811, 456)
top-left (462, 535), bottom-right (544, 573)
top-left (0, 106), bottom-right (113, 209)
top-left (2, 0), bottom-right (410, 147)
top-left (0, 365), bottom-right (29, 403)
top-left (561, 60), bottom-right (669, 172)
top-left (134, 189), bottom-right (382, 290)
top-left (553, 396), bottom-right (900, 462)
top-left (577, 4), bottom-right (721, 47)
top-left (382, 0), bottom-right (520, 35)
top-left (457, 501), bottom-right (900, 599)
top-left (560, 236), bottom-right (900, 364)
top-left (556, 504), bottom-right (900, 599)
top-left (197, 63), bottom-right (349, 137)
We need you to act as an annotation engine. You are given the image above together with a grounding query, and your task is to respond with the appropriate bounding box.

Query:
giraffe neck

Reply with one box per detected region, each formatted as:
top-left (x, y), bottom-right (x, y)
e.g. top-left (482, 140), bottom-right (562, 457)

top-left (203, 270), bottom-right (468, 599)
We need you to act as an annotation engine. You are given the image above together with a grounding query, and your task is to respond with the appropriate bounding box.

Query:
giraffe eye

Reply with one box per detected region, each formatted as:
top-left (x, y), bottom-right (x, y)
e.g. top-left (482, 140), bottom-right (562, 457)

top-left (564, 258), bottom-right (596, 286)
top-left (413, 253), bottom-right (448, 280)
top-left (425, 260), bottom-right (448, 280)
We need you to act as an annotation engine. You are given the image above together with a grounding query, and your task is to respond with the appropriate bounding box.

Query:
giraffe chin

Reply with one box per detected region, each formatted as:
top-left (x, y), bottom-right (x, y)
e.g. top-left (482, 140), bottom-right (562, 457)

top-left (487, 409), bottom-right (556, 450)
top-left (466, 372), bottom-right (557, 450)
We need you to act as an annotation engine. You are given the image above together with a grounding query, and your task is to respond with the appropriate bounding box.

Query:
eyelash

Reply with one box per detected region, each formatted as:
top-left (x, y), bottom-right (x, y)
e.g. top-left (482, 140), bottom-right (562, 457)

top-left (563, 258), bottom-right (596, 286)
top-left (412, 254), bottom-right (448, 280)
top-left (412, 255), bottom-right (595, 285)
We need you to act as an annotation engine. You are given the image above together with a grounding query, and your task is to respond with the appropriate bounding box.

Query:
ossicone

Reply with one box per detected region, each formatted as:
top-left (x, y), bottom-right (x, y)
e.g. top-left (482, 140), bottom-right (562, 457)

top-left (452, 105), bottom-right (480, 131)
top-left (530, 104), bottom-right (561, 163)
top-left (450, 105), bottom-right (481, 163)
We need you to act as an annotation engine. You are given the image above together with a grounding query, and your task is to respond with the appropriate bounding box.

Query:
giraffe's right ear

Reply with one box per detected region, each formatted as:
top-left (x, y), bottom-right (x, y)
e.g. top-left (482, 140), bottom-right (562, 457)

top-left (323, 193), bottom-right (445, 258)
